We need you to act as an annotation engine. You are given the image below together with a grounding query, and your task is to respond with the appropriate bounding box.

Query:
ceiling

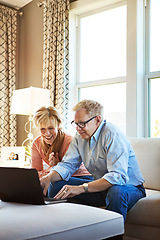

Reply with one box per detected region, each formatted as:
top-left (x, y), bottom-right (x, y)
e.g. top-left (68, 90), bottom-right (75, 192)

top-left (0, 0), bottom-right (33, 9)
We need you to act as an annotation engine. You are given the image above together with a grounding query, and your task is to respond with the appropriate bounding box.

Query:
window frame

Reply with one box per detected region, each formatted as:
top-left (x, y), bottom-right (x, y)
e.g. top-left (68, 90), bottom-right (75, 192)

top-left (145, 0), bottom-right (160, 137)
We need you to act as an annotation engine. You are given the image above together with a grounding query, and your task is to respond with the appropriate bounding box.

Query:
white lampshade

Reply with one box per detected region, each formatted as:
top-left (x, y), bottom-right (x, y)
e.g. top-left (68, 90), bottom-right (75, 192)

top-left (11, 87), bottom-right (51, 116)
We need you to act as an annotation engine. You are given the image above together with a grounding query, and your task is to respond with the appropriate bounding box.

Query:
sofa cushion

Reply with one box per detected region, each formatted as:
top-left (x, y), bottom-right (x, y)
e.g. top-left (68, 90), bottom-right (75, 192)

top-left (126, 193), bottom-right (160, 227)
top-left (0, 201), bottom-right (124, 240)
top-left (145, 188), bottom-right (160, 196)
top-left (127, 137), bottom-right (160, 191)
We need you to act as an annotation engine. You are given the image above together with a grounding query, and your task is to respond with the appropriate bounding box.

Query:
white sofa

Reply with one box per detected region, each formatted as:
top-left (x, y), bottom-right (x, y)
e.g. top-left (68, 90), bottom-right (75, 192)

top-left (0, 201), bottom-right (124, 240)
top-left (124, 138), bottom-right (160, 240)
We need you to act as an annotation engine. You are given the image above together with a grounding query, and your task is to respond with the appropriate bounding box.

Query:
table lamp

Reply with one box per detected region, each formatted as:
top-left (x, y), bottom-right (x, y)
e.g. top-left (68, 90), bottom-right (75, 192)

top-left (11, 87), bottom-right (51, 147)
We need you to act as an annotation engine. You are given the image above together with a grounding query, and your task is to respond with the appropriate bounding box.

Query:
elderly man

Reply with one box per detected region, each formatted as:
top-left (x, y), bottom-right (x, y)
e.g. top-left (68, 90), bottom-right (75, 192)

top-left (40, 99), bottom-right (146, 221)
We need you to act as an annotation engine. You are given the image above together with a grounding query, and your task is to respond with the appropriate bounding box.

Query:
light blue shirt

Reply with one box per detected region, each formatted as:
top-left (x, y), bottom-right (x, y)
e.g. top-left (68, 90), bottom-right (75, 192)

top-left (52, 120), bottom-right (144, 186)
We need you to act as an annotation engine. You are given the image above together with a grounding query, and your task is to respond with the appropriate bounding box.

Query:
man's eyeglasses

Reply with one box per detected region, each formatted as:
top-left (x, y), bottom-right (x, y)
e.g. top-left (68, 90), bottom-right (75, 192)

top-left (71, 116), bottom-right (97, 128)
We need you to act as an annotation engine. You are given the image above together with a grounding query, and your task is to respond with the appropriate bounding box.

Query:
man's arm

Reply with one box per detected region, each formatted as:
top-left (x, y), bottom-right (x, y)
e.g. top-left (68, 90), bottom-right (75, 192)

top-left (40, 170), bottom-right (62, 196)
top-left (54, 178), bottom-right (113, 199)
top-left (85, 178), bottom-right (113, 192)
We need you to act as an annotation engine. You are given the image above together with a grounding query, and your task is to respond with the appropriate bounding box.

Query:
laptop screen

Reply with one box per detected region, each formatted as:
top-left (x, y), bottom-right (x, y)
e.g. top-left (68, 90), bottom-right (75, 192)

top-left (0, 167), bottom-right (45, 205)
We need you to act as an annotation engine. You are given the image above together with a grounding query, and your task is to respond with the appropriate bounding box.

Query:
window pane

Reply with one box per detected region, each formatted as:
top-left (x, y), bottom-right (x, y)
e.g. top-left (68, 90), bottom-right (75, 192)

top-left (149, 78), bottom-right (160, 137)
top-left (79, 83), bottom-right (126, 134)
top-left (150, 0), bottom-right (160, 72)
top-left (79, 5), bottom-right (127, 82)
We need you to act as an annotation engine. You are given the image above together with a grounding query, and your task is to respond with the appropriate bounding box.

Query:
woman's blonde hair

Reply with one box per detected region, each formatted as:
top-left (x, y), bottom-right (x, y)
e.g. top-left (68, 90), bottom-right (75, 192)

top-left (33, 106), bottom-right (61, 127)
top-left (73, 99), bottom-right (103, 119)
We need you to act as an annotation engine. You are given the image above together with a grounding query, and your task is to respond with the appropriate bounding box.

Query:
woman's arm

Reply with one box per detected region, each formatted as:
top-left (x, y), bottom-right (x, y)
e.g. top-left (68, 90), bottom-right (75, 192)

top-left (31, 138), bottom-right (44, 171)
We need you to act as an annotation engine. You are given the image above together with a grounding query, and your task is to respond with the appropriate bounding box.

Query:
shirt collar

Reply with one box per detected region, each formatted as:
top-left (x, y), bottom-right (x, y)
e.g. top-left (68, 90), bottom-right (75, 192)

top-left (91, 120), bottom-right (106, 142)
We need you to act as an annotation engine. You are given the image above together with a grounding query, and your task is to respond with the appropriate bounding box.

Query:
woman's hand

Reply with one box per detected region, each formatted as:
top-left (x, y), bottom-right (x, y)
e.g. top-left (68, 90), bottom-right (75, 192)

top-left (48, 152), bottom-right (59, 167)
top-left (54, 184), bottom-right (85, 199)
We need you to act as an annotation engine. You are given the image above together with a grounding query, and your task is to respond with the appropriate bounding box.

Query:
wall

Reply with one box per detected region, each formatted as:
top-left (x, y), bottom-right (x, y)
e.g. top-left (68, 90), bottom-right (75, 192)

top-left (17, 0), bottom-right (43, 145)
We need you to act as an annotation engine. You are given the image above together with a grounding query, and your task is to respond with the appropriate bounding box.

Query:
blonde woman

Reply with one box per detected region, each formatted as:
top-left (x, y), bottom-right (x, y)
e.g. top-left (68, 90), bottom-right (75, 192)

top-left (31, 106), bottom-right (92, 183)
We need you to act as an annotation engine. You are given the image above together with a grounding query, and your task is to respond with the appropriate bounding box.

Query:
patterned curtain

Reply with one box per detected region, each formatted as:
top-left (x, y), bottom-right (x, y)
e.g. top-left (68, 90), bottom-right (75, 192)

top-left (42, 0), bottom-right (69, 129)
top-left (0, 5), bottom-right (17, 147)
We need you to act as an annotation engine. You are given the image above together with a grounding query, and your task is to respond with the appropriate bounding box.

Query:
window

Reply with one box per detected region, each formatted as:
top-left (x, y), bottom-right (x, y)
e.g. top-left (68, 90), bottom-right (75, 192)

top-left (146, 0), bottom-right (160, 137)
top-left (76, 3), bottom-right (127, 133)
top-left (149, 0), bottom-right (160, 72)
top-left (79, 83), bottom-right (126, 133)
top-left (69, 0), bottom-right (145, 137)
top-left (78, 5), bottom-right (126, 82)
top-left (148, 78), bottom-right (160, 137)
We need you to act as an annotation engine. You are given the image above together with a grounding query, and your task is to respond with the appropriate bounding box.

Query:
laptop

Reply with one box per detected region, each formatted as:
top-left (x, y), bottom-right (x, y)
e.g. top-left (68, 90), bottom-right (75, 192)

top-left (0, 167), bottom-right (67, 205)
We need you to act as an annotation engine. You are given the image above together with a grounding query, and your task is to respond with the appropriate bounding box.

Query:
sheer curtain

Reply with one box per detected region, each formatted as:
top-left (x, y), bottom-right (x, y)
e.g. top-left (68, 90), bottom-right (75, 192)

top-left (0, 5), bottom-right (17, 147)
top-left (42, 0), bottom-right (70, 129)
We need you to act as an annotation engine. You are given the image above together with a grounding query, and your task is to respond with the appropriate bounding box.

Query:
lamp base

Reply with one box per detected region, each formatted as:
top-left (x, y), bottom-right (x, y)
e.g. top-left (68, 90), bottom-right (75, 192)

top-left (22, 116), bottom-right (33, 159)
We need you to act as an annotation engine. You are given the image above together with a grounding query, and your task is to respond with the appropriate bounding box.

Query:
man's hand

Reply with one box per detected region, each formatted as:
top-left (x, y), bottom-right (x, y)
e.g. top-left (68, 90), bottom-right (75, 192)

top-left (48, 152), bottom-right (59, 167)
top-left (54, 178), bottom-right (112, 200)
top-left (40, 174), bottom-right (52, 196)
top-left (54, 184), bottom-right (84, 199)
top-left (38, 167), bottom-right (52, 178)
top-left (40, 170), bottom-right (63, 196)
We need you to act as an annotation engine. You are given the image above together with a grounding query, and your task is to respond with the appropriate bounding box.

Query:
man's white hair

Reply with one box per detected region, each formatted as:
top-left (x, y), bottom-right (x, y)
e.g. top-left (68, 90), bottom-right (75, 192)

top-left (73, 99), bottom-right (103, 119)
